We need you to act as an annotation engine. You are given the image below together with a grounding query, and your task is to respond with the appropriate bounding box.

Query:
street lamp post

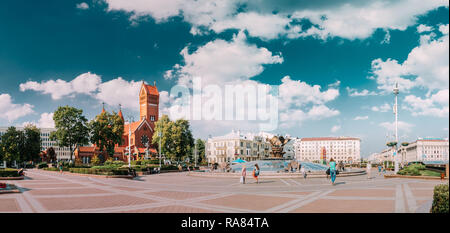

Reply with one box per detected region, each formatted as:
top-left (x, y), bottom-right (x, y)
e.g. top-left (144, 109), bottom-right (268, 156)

top-left (393, 82), bottom-right (399, 173)
top-left (194, 141), bottom-right (197, 168)
top-left (127, 116), bottom-right (134, 169)
top-left (159, 131), bottom-right (162, 170)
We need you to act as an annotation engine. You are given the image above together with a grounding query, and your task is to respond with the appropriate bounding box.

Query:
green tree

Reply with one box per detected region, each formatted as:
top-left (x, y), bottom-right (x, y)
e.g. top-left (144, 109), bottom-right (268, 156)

top-left (0, 127), bottom-right (22, 164)
top-left (91, 154), bottom-right (101, 166)
top-left (50, 106), bottom-right (90, 162)
top-left (0, 142), bottom-right (4, 162)
top-left (46, 147), bottom-right (56, 163)
top-left (172, 119), bottom-right (194, 162)
top-left (152, 115), bottom-right (175, 159)
top-left (152, 115), bottom-right (194, 161)
top-left (23, 125), bottom-right (42, 163)
top-left (195, 139), bottom-right (206, 164)
top-left (89, 111), bottom-right (124, 163)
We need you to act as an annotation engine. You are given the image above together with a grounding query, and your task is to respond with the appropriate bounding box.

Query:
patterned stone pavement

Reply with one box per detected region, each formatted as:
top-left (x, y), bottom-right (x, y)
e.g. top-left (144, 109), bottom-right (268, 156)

top-left (0, 169), bottom-right (445, 213)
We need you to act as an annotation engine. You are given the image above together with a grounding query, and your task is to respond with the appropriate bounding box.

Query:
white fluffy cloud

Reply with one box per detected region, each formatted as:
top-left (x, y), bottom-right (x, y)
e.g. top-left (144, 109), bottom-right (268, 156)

top-left (379, 121), bottom-right (415, 133)
top-left (167, 32), bottom-right (283, 86)
top-left (371, 103), bottom-right (392, 113)
top-left (295, 0), bottom-right (447, 40)
top-left (346, 87), bottom-right (378, 97)
top-left (331, 125), bottom-right (341, 133)
top-left (210, 12), bottom-right (300, 40)
top-left (102, 0), bottom-right (448, 41)
top-left (19, 73), bottom-right (151, 111)
top-left (370, 24), bottom-right (449, 118)
top-left (0, 94), bottom-right (34, 122)
top-left (76, 2), bottom-right (89, 10)
top-left (95, 78), bottom-right (142, 110)
top-left (20, 72), bottom-right (102, 100)
top-left (417, 24), bottom-right (432, 33)
top-left (354, 116), bottom-right (369, 120)
top-left (279, 76), bottom-right (339, 110)
top-left (370, 24), bottom-right (449, 93)
top-left (403, 90), bottom-right (449, 117)
top-left (22, 112), bottom-right (55, 128)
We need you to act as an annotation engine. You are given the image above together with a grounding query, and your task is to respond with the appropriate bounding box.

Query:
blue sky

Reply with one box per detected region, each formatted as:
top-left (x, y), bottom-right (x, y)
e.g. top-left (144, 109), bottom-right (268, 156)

top-left (0, 0), bottom-right (448, 157)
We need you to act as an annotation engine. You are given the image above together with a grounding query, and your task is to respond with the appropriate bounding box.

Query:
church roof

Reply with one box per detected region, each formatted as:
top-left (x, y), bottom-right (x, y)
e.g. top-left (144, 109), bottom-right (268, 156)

top-left (143, 83), bottom-right (159, 96)
top-left (118, 109), bottom-right (124, 121)
top-left (123, 120), bottom-right (143, 135)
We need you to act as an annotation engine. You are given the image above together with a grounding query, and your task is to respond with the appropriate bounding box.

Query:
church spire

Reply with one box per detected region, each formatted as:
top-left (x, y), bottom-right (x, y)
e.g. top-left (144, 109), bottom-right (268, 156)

top-left (118, 104), bottom-right (124, 121)
top-left (101, 102), bottom-right (106, 113)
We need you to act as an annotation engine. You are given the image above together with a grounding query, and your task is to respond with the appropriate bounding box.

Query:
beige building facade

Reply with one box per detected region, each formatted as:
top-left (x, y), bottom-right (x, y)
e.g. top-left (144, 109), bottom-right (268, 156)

top-left (206, 130), bottom-right (272, 164)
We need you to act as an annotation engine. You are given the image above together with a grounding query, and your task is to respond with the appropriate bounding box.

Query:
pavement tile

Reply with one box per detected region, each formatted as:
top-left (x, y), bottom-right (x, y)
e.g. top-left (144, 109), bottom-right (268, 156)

top-left (20, 183), bottom-right (85, 189)
top-left (38, 194), bottom-right (155, 211)
top-left (145, 191), bottom-right (216, 200)
top-left (119, 205), bottom-right (221, 213)
top-left (112, 186), bottom-right (143, 192)
top-left (29, 188), bottom-right (109, 195)
top-left (411, 189), bottom-right (435, 198)
top-left (328, 189), bottom-right (395, 197)
top-left (280, 192), bottom-right (312, 196)
top-left (0, 198), bottom-right (20, 212)
top-left (201, 194), bottom-right (294, 211)
top-left (291, 199), bottom-right (395, 213)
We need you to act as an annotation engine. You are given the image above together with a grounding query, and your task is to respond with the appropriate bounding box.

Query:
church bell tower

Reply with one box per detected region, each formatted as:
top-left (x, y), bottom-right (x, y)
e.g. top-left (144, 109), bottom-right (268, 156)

top-left (139, 81), bottom-right (159, 124)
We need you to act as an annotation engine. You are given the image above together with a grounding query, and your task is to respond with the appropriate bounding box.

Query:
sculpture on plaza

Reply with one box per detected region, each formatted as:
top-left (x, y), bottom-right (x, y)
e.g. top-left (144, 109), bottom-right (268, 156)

top-left (269, 136), bottom-right (290, 158)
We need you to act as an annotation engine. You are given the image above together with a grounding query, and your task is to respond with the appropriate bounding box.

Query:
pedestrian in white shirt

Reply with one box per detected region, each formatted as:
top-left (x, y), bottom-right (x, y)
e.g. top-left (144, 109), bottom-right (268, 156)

top-left (367, 162), bottom-right (372, 179)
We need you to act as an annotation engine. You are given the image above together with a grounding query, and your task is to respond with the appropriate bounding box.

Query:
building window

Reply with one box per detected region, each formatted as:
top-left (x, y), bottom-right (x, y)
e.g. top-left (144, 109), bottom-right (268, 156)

top-left (150, 116), bottom-right (155, 121)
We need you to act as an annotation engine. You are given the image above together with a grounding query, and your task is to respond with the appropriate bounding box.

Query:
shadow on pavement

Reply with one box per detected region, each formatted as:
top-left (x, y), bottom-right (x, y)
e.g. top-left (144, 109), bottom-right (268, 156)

top-left (334, 181), bottom-right (346, 186)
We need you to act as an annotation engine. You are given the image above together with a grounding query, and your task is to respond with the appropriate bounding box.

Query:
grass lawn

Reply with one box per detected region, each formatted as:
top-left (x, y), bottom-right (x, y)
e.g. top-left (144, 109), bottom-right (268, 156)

top-left (420, 169), bottom-right (442, 177)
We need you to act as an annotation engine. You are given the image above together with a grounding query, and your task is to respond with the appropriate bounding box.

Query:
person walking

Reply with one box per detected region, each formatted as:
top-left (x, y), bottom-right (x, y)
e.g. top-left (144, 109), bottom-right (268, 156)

top-left (378, 165), bottom-right (382, 175)
top-left (366, 162), bottom-right (372, 179)
top-left (59, 162), bottom-right (63, 174)
top-left (253, 163), bottom-right (260, 184)
top-left (300, 165), bottom-right (306, 179)
top-left (329, 158), bottom-right (337, 185)
top-left (241, 164), bottom-right (246, 184)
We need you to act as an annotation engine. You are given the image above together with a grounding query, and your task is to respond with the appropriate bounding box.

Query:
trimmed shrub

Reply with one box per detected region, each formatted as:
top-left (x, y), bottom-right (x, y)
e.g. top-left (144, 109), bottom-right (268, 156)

top-left (43, 167), bottom-right (69, 172)
top-left (130, 160), bottom-right (142, 166)
top-left (0, 168), bottom-right (20, 177)
top-left (397, 164), bottom-right (425, 176)
top-left (431, 184), bottom-right (449, 213)
top-left (161, 165), bottom-right (178, 170)
top-left (69, 167), bottom-right (129, 176)
top-left (37, 162), bottom-right (48, 169)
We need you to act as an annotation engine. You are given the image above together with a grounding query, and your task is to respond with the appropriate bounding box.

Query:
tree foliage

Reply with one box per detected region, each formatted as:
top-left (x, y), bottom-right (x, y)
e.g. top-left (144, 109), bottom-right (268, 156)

top-left (23, 125), bottom-right (41, 163)
top-left (0, 125), bottom-right (41, 164)
top-left (50, 106), bottom-right (89, 161)
top-left (152, 115), bottom-right (194, 161)
top-left (46, 147), bottom-right (56, 163)
top-left (195, 139), bottom-right (206, 163)
top-left (0, 127), bottom-right (22, 163)
top-left (89, 111), bottom-right (124, 162)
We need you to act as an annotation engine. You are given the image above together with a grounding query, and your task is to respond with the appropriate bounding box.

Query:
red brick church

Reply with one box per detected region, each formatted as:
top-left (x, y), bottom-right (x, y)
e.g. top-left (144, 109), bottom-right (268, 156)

top-left (75, 82), bottom-right (159, 164)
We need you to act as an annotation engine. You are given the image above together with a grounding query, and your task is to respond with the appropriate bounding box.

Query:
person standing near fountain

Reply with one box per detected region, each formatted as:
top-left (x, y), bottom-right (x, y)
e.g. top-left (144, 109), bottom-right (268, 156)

top-left (253, 164), bottom-right (260, 184)
top-left (300, 165), bottom-right (306, 179)
top-left (366, 162), bottom-right (372, 179)
top-left (241, 164), bottom-right (247, 184)
top-left (329, 158), bottom-right (337, 185)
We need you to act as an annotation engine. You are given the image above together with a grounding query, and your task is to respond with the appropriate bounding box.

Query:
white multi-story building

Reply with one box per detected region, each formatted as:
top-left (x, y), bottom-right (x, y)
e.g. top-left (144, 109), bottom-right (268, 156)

top-left (206, 130), bottom-right (273, 164)
top-left (399, 138), bottom-right (449, 163)
top-left (0, 127), bottom-right (71, 161)
top-left (371, 147), bottom-right (395, 163)
top-left (294, 137), bottom-right (361, 163)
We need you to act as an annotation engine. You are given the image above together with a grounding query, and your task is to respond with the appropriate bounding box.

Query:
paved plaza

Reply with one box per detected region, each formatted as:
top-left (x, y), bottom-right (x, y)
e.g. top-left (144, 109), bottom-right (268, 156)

top-left (0, 169), bottom-right (445, 213)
